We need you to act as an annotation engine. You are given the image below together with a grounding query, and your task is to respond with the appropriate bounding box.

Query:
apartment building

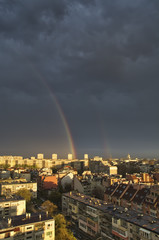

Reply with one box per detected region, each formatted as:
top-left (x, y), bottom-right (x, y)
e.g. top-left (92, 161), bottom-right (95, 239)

top-left (0, 195), bottom-right (26, 218)
top-left (62, 192), bottom-right (112, 239)
top-left (104, 183), bottom-right (119, 202)
top-left (131, 188), bottom-right (150, 212)
top-left (62, 191), bottom-right (159, 240)
top-left (143, 185), bottom-right (159, 217)
top-left (104, 183), bottom-right (151, 214)
top-left (0, 212), bottom-right (55, 240)
top-left (120, 185), bottom-right (138, 208)
top-left (73, 176), bottom-right (92, 195)
top-left (0, 181), bottom-right (37, 198)
top-left (112, 209), bottom-right (159, 240)
top-left (0, 155), bottom-right (89, 170)
top-left (111, 184), bottom-right (129, 206)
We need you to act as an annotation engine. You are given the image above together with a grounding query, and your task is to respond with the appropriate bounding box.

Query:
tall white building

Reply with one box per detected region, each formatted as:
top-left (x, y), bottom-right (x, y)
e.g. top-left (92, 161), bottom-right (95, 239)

top-left (84, 154), bottom-right (88, 160)
top-left (68, 154), bottom-right (73, 160)
top-left (37, 153), bottom-right (44, 160)
top-left (52, 154), bottom-right (57, 160)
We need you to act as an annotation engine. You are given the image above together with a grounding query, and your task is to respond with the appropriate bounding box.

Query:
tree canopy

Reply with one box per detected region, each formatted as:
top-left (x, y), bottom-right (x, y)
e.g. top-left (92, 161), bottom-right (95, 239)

top-left (49, 191), bottom-right (62, 207)
top-left (41, 200), bottom-right (57, 216)
top-left (54, 214), bottom-right (76, 240)
top-left (16, 189), bottom-right (32, 202)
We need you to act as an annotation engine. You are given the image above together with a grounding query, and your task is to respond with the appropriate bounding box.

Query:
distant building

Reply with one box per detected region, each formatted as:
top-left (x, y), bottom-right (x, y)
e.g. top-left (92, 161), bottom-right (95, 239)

top-left (37, 154), bottom-right (44, 160)
top-left (84, 154), bottom-right (88, 160)
top-left (0, 170), bottom-right (10, 179)
top-left (94, 156), bottom-right (102, 161)
top-left (0, 181), bottom-right (37, 198)
top-left (108, 166), bottom-right (118, 175)
top-left (52, 154), bottom-right (57, 160)
top-left (20, 172), bottom-right (31, 182)
top-left (0, 155), bottom-right (88, 169)
top-left (68, 154), bottom-right (73, 160)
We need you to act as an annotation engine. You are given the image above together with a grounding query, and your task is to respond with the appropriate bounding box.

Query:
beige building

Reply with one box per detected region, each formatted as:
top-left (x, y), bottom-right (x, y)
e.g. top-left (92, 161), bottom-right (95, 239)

top-left (0, 181), bottom-right (37, 198)
top-left (62, 192), bottom-right (159, 240)
top-left (68, 154), bottom-right (73, 160)
top-left (52, 154), bottom-right (57, 160)
top-left (108, 166), bottom-right (118, 175)
top-left (37, 154), bottom-right (44, 160)
top-left (0, 155), bottom-right (89, 170)
top-left (0, 195), bottom-right (26, 218)
top-left (112, 214), bottom-right (159, 240)
top-left (0, 212), bottom-right (55, 240)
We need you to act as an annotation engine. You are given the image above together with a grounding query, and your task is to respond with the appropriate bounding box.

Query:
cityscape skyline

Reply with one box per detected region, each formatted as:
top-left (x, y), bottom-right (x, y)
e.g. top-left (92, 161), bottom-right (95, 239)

top-left (0, 152), bottom-right (157, 160)
top-left (0, 1), bottom-right (159, 158)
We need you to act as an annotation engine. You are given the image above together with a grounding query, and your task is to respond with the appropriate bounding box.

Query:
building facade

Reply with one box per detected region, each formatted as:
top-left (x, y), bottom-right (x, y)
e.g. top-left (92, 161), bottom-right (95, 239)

top-left (62, 191), bottom-right (159, 240)
top-left (0, 181), bottom-right (37, 198)
top-left (0, 212), bottom-right (55, 240)
top-left (0, 196), bottom-right (26, 218)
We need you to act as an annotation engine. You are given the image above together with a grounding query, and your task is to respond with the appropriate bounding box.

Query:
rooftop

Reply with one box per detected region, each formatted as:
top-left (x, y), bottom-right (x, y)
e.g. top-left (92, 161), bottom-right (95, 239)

top-left (0, 212), bottom-right (53, 231)
top-left (0, 181), bottom-right (36, 185)
top-left (112, 184), bottom-right (128, 198)
top-left (132, 188), bottom-right (150, 205)
top-left (122, 185), bottom-right (138, 201)
top-left (0, 195), bottom-right (25, 202)
top-left (63, 191), bottom-right (159, 234)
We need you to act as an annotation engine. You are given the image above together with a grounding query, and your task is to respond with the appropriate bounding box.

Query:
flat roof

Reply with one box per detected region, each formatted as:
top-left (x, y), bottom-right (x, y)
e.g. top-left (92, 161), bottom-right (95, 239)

top-left (63, 192), bottom-right (159, 234)
top-left (0, 181), bottom-right (36, 185)
top-left (0, 195), bottom-right (25, 202)
top-left (0, 212), bottom-right (54, 230)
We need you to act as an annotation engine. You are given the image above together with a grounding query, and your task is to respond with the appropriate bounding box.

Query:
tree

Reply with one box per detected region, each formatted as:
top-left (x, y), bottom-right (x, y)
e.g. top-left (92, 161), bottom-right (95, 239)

top-left (16, 189), bottom-right (32, 202)
top-left (52, 167), bottom-right (58, 173)
top-left (41, 200), bottom-right (57, 216)
top-left (3, 164), bottom-right (10, 170)
top-left (54, 214), bottom-right (76, 240)
top-left (49, 191), bottom-right (62, 207)
top-left (32, 164), bottom-right (38, 169)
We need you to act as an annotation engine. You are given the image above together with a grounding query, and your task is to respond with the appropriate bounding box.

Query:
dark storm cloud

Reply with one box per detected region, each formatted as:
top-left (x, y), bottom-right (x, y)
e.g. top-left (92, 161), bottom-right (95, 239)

top-left (0, 0), bottom-right (159, 158)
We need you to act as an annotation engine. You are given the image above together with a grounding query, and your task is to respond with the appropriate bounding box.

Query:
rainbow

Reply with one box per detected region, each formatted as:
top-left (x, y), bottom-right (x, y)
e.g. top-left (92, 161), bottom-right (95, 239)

top-left (29, 64), bottom-right (76, 159)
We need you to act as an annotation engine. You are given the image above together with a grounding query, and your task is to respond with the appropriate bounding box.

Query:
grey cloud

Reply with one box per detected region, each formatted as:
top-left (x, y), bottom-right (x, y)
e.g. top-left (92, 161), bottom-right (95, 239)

top-left (0, 0), bottom-right (159, 157)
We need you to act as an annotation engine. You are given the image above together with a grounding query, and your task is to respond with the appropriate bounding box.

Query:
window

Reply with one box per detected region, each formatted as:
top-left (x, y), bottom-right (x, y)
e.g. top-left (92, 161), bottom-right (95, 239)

top-left (113, 218), bottom-right (118, 224)
top-left (26, 226), bottom-right (32, 230)
top-left (80, 222), bottom-right (86, 229)
top-left (46, 232), bottom-right (52, 236)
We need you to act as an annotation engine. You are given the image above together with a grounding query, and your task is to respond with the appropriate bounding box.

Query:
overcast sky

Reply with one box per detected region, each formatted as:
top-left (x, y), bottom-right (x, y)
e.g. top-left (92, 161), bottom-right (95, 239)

top-left (0, 0), bottom-right (159, 159)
